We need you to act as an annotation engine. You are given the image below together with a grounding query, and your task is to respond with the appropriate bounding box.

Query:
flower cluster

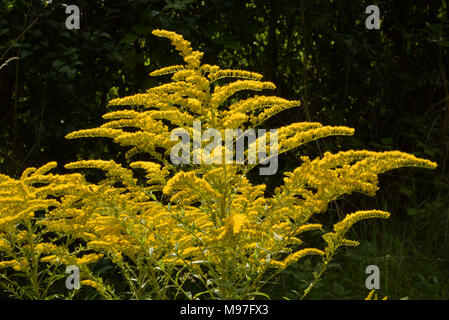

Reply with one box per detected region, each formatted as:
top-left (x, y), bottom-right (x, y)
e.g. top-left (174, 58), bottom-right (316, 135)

top-left (0, 30), bottom-right (437, 300)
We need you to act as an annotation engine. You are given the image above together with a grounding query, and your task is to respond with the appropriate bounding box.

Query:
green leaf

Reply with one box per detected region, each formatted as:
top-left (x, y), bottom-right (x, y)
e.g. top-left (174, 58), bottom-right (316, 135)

top-left (21, 50), bottom-right (32, 58)
top-left (52, 59), bottom-right (64, 68)
top-left (406, 208), bottom-right (419, 216)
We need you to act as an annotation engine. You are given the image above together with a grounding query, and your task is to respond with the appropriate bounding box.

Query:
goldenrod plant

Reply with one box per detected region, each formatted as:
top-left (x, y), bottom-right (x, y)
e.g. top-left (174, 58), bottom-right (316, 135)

top-left (0, 30), bottom-right (437, 299)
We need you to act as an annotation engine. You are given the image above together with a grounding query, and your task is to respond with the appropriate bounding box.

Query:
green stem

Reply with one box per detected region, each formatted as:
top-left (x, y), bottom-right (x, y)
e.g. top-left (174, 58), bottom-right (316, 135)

top-left (300, 252), bottom-right (335, 300)
top-left (26, 220), bottom-right (41, 299)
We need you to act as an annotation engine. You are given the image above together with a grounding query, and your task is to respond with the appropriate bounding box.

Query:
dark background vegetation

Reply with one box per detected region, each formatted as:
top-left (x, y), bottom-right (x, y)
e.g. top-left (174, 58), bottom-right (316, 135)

top-left (0, 0), bottom-right (448, 299)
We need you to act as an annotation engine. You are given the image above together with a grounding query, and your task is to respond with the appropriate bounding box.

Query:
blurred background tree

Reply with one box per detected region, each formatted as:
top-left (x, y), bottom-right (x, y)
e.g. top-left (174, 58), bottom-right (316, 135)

top-left (0, 0), bottom-right (447, 299)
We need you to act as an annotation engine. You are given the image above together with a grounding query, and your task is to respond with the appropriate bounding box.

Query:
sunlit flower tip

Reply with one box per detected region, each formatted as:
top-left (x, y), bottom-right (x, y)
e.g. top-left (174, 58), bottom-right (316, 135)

top-left (0, 260), bottom-right (17, 269)
top-left (150, 65), bottom-right (185, 77)
top-left (333, 210), bottom-right (390, 235)
top-left (282, 248), bottom-right (325, 266)
top-left (80, 280), bottom-right (102, 290)
top-left (40, 255), bottom-right (60, 264)
top-left (77, 253), bottom-right (104, 265)
top-left (365, 289), bottom-right (375, 300)
top-left (340, 239), bottom-right (360, 247)
top-left (297, 224), bottom-right (323, 234)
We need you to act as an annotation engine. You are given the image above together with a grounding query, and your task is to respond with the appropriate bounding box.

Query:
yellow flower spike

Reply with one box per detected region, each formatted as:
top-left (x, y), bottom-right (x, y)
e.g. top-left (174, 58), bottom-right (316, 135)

top-left (77, 253), bottom-right (104, 265)
top-left (229, 214), bottom-right (249, 234)
top-left (40, 255), bottom-right (61, 264)
top-left (279, 126), bottom-right (355, 154)
top-left (80, 280), bottom-right (102, 291)
top-left (333, 210), bottom-right (391, 236)
top-left (297, 224), bottom-right (323, 234)
top-left (102, 109), bottom-right (140, 120)
top-left (208, 69), bottom-right (263, 82)
top-left (339, 239), bottom-right (360, 247)
top-left (221, 112), bottom-right (248, 129)
top-left (11, 257), bottom-right (29, 272)
top-left (152, 29), bottom-right (193, 58)
top-left (64, 160), bottom-right (137, 187)
top-left (365, 289), bottom-right (375, 300)
top-left (150, 65), bottom-right (186, 77)
top-left (0, 260), bottom-right (17, 269)
top-left (211, 80), bottom-right (276, 110)
top-left (65, 127), bottom-right (123, 140)
top-left (217, 214), bottom-right (250, 240)
top-left (282, 248), bottom-right (325, 268)
top-left (34, 243), bottom-right (60, 254)
top-left (172, 69), bottom-right (199, 82)
top-left (34, 161), bottom-right (58, 175)
top-left (20, 167), bottom-right (37, 180)
top-left (365, 289), bottom-right (388, 300)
